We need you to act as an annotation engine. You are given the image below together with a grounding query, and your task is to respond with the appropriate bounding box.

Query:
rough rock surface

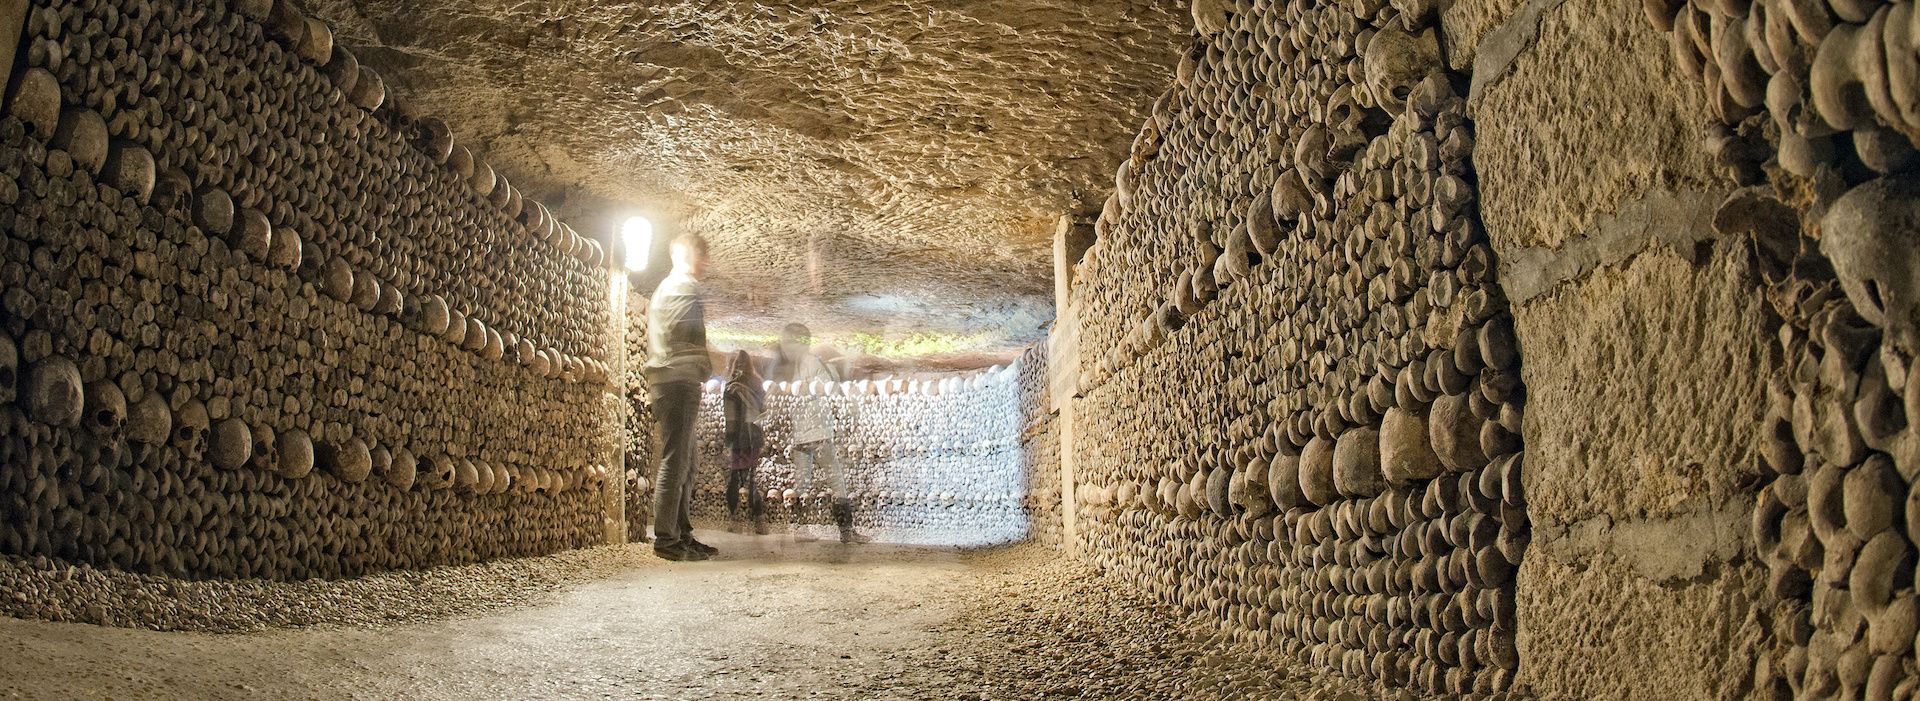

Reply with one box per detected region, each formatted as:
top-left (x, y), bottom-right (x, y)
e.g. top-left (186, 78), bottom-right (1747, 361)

top-left (301, 0), bottom-right (1190, 353)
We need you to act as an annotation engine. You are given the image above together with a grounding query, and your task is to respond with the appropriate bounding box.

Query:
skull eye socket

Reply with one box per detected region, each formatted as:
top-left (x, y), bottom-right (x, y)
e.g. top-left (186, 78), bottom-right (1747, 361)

top-left (1392, 85), bottom-right (1414, 102)
top-left (1865, 279), bottom-right (1887, 316)
top-left (0, 369), bottom-right (12, 385)
top-left (94, 410), bottom-right (116, 425)
top-left (175, 427), bottom-right (193, 441)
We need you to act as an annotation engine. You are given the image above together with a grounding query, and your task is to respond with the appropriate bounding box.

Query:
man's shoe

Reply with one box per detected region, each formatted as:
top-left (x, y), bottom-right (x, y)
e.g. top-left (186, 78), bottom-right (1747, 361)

top-left (686, 538), bottom-right (719, 556)
top-left (753, 520), bottom-right (770, 536)
top-left (655, 543), bottom-right (709, 562)
top-left (839, 529), bottom-right (874, 545)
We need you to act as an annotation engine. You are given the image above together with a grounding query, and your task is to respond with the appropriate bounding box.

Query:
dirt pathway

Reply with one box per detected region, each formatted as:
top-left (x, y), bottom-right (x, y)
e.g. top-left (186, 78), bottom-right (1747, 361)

top-left (0, 531), bottom-right (1385, 701)
top-left (0, 532), bottom-right (976, 700)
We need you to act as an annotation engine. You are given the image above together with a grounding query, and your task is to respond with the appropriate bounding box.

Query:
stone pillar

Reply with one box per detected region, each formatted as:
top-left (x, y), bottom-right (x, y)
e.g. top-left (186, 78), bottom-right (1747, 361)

top-left (1464, 0), bottom-right (1767, 696)
top-left (1050, 216), bottom-right (1084, 552)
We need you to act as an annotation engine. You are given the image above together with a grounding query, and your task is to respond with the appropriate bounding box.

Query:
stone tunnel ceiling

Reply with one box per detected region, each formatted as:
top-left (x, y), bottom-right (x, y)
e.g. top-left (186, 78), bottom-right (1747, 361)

top-left (299, 0), bottom-right (1190, 360)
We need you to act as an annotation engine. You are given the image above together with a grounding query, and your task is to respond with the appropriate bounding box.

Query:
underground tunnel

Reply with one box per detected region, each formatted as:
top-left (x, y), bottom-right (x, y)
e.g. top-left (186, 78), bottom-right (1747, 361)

top-left (1, 0), bottom-right (1919, 698)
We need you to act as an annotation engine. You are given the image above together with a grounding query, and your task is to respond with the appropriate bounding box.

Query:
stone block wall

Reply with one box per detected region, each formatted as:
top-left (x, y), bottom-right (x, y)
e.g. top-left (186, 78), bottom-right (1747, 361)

top-left (0, 0), bottom-right (624, 580)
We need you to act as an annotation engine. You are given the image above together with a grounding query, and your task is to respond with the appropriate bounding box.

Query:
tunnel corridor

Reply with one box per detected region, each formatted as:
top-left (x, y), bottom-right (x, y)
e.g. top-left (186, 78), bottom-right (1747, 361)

top-left (4, 0), bottom-right (1920, 698)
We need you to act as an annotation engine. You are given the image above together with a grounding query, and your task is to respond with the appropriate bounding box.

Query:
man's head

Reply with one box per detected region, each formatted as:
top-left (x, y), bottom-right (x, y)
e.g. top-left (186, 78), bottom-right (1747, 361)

top-left (669, 234), bottom-right (711, 278)
top-left (779, 322), bottom-right (812, 357)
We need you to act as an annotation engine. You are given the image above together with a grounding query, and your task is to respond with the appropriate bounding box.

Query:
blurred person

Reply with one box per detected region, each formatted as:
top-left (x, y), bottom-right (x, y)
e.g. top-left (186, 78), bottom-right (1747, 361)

top-left (769, 323), bottom-right (871, 544)
top-left (645, 234), bottom-right (718, 561)
top-left (722, 350), bottom-right (768, 535)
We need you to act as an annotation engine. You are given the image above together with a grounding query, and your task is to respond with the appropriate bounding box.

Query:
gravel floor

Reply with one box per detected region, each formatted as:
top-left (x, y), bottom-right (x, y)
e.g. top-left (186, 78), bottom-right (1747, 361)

top-left (0, 532), bottom-right (1418, 700)
top-left (0, 545), bottom-right (658, 633)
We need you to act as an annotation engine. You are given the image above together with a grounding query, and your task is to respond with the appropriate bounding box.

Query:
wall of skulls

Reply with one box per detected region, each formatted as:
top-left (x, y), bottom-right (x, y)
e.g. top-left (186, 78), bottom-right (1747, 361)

top-left (684, 367), bottom-right (1034, 547)
top-left (1016, 342), bottom-right (1064, 548)
top-left (1067, 0), bottom-right (1525, 695)
top-left (0, 0), bottom-right (621, 580)
top-left (1062, 0), bottom-right (1920, 697)
top-left (621, 296), bottom-right (656, 544)
top-left (1648, 0), bottom-right (1920, 698)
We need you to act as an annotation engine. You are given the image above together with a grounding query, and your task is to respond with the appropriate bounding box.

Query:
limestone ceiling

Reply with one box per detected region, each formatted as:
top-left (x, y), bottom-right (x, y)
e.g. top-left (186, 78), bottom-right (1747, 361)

top-left (300, 0), bottom-right (1189, 361)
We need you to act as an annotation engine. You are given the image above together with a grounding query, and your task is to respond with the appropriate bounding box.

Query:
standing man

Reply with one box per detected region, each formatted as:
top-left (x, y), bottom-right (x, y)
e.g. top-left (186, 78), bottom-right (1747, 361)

top-left (646, 234), bottom-right (718, 561)
top-left (770, 323), bottom-right (871, 544)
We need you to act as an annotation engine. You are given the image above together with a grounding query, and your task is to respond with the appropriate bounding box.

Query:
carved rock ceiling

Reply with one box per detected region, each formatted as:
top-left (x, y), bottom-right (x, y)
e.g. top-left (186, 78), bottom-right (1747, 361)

top-left (302, 0), bottom-right (1188, 363)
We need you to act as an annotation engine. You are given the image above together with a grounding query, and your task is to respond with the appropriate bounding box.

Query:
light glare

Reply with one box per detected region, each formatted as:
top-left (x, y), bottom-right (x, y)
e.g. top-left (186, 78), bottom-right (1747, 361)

top-left (621, 216), bottom-right (654, 272)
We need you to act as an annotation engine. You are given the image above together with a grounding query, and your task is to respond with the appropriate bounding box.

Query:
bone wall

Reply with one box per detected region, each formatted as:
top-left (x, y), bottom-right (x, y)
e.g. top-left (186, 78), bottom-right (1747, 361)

top-left (1017, 342), bottom-right (1065, 548)
top-left (1631, 0), bottom-right (1920, 699)
top-left (0, 0), bottom-right (622, 580)
top-left (683, 366), bottom-right (1034, 547)
top-left (1061, 0), bottom-right (1920, 698)
top-left (621, 294), bottom-right (656, 544)
top-left (1067, 0), bottom-right (1524, 695)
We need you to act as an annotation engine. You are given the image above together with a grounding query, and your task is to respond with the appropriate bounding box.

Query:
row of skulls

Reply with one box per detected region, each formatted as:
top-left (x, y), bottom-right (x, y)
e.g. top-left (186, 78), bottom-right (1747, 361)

top-left (17, 0), bottom-right (614, 360)
top-left (1058, 0), bottom-right (1525, 695)
top-left (3, 330), bottom-right (606, 495)
top-left (0, 0), bottom-right (627, 581)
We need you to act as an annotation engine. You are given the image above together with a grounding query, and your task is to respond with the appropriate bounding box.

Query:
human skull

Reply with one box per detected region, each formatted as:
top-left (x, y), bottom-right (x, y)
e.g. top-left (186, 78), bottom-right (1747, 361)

top-left (1821, 177), bottom-right (1920, 355)
top-left (248, 424), bottom-right (279, 473)
top-left (369, 444), bottom-right (392, 482)
top-left (375, 283), bottom-right (403, 316)
top-left (127, 393), bottom-right (170, 445)
top-left (423, 454), bottom-right (455, 490)
top-left (172, 399), bottom-right (210, 463)
top-left (461, 318), bottom-right (487, 352)
top-left (235, 209), bottom-right (272, 261)
top-left (23, 356), bottom-right (83, 427)
top-left (324, 437), bottom-right (372, 482)
top-left (0, 334), bottom-right (15, 405)
top-left (417, 117), bottom-right (455, 163)
top-left (350, 273), bottom-right (380, 311)
top-left (278, 428), bottom-right (315, 479)
top-left (455, 458), bottom-right (480, 493)
top-left (210, 418), bottom-right (252, 470)
top-left (388, 447), bottom-right (418, 490)
top-left (420, 294), bottom-right (451, 336)
top-left (268, 226), bottom-right (303, 270)
top-left (483, 328), bottom-right (505, 360)
top-left (443, 309), bottom-right (468, 344)
top-left (1365, 24), bottom-right (1441, 117)
top-left (1190, 0), bottom-right (1230, 36)
top-left (82, 380), bottom-right (126, 435)
top-left (472, 459), bottom-right (495, 494)
top-left (321, 258), bottom-right (355, 302)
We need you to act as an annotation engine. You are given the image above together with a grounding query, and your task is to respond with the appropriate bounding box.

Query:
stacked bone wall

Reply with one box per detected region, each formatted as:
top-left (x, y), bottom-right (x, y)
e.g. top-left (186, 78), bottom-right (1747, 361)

top-left (1061, 0), bottom-right (1920, 698)
top-left (621, 292), bottom-right (655, 543)
top-left (688, 366), bottom-right (1030, 547)
top-left (1016, 342), bottom-right (1063, 547)
top-left (1068, 0), bottom-right (1526, 695)
top-left (0, 0), bottom-right (622, 580)
top-left (1635, 1), bottom-right (1920, 699)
